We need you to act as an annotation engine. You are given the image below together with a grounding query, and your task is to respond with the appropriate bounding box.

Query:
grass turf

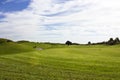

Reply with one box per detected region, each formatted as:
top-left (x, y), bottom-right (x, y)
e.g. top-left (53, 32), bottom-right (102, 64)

top-left (0, 43), bottom-right (120, 80)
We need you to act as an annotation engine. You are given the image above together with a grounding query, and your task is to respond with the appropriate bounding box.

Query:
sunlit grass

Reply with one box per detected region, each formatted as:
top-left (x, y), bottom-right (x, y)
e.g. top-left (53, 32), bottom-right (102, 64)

top-left (0, 43), bottom-right (120, 80)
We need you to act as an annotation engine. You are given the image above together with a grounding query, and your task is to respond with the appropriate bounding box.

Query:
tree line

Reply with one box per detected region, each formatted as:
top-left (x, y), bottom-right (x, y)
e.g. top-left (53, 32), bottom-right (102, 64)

top-left (0, 37), bottom-right (120, 46)
top-left (65, 37), bottom-right (120, 46)
top-left (88, 37), bottom-right (120, 45)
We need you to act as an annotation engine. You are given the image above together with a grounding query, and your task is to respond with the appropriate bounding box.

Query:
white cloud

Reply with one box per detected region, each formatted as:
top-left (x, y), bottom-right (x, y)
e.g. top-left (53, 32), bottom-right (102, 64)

top-left (1, 0), bottom-right (120, 43)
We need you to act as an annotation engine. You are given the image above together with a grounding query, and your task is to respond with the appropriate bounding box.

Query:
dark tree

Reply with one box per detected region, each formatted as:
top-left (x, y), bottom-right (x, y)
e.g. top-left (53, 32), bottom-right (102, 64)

top-left (65, 41), bottom-right (72, 46)
top-left (107, 38), bottom-right (115, 45)
top-left (88, 41), bottom-right (91, 45)
top-left (114, 37), bottom-right (120, 44)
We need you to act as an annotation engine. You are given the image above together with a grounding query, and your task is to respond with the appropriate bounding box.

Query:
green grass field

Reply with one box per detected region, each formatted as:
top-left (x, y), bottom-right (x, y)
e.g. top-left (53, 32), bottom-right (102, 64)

top-left (0, 42), bottom-right (120, 80)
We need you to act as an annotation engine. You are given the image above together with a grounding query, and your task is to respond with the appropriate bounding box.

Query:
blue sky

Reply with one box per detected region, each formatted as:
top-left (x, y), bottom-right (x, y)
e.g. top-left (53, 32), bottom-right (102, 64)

top-left (0, 0), bottom-right (30, 12)
top-left (0, 0), bottom-right (120, 43)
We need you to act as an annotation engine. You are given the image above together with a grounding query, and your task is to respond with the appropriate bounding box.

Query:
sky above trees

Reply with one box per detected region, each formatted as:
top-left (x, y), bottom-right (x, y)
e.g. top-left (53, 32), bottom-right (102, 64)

top-left (0, 0), bottom-right (120, 43)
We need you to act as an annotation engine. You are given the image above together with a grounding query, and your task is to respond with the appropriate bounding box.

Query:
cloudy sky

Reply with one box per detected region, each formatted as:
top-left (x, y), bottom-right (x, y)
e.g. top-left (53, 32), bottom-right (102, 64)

top-left (0, 0), bottom-right (120, 43)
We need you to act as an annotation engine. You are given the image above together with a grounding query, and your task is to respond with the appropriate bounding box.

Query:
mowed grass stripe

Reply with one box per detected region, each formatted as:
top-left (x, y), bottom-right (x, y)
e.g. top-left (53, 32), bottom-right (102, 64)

top-left (0, 46), bottom-right (120, 80)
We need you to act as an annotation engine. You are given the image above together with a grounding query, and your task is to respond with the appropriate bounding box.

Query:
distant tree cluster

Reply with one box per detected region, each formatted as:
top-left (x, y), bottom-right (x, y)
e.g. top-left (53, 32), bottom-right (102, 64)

top-left (1, 37), bottom-right (120, 46)
top-left (107, 37), bottom-right (120, 45)
top-left (87, 37), bottom-right (120, 45)
top-left (65, 37), bottom-right (120, 46)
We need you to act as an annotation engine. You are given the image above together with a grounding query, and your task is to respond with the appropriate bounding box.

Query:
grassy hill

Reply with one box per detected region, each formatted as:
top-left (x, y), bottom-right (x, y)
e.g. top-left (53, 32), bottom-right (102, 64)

top-left (0, 41), bottom-right (120, 80)
top-left (0, 42), bottom-right (34, 55)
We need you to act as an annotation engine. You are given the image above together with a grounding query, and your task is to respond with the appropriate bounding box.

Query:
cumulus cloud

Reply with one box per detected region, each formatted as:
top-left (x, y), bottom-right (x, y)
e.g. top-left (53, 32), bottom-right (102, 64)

top-left (0, 0), bottom-right (120, 43)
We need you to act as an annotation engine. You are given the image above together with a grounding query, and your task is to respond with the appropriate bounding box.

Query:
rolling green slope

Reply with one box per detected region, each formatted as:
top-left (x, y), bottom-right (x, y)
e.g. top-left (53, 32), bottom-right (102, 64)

top-left (0, 42), bottom-right (34, 55)
top-left (0, 44), bottom-right (120, 80)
